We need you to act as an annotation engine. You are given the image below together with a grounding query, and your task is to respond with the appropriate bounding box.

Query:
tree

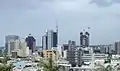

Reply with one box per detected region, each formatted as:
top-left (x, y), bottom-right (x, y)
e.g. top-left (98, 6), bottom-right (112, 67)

top-left (0, 56), bottom-right (13, 71)
top-left (0, 64), bottom-right (12, 71)
top-left (38, 58), bottom-right (65, 71)
top-left (95, 64), bottom-right (115, 71)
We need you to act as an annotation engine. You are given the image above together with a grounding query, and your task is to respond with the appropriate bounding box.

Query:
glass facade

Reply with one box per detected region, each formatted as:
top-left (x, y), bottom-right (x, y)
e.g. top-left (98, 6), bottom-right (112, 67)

top-left (25, 35), bottom-right (36, 53)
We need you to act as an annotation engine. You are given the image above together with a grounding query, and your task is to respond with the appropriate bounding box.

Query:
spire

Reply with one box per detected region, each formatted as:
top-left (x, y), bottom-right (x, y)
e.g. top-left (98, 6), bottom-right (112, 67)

top-left (56, 20), bottom-right (58, 33)
top-left (56, 20), bottom-right (58, 47)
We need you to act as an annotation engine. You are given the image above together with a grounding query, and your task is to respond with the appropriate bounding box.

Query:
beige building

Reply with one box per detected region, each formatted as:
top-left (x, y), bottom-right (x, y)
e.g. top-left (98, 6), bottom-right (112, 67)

top-left (9, 38), bottom-right (29, 58)
top-left (43, 50), bottom-right (59, 61)
top-left (20, 39), bottom-right (29, 57)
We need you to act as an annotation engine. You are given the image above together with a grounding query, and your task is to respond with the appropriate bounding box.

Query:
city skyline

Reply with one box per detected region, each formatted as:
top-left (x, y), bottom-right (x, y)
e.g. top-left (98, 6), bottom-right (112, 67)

top-left (0, 0), bottom-right (120, 46)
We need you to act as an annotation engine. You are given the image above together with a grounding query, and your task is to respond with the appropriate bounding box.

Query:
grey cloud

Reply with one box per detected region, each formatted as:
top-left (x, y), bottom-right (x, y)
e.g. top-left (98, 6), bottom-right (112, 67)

top-left (90, 0), bottom-right (120, 7)
top-left (0, 0), bottom-right (41, 10)
top-left (0, 0), bottom-right (120, 45)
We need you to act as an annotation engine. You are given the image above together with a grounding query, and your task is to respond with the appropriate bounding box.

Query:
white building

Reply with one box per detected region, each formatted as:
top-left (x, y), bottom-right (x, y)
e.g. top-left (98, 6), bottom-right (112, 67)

top-left (19, 39), bottom-right (29, 57)
top-left (14, 39), bottom-right (21, 49)
top-left (82, 54), bottom-right (108, 62)
top-left (56, 45), bottom-right (62, 57)
top-left (62, 50), bottom-right (67, 59)
top-left (42, 29), bottom-right (58, 50)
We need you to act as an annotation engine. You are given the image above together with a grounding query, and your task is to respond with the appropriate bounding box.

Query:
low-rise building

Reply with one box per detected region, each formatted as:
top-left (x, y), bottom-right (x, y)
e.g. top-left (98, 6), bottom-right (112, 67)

top-left (82, 54), bottom-right (108, 62)
top-left (43, 50), bottom-right (59, 61)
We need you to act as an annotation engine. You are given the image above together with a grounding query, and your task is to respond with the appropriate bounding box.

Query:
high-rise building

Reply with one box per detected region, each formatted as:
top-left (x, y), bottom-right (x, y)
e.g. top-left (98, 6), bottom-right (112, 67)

top-left (25, 34), bottom-right (36, 53)
top-left (8, 39), bottom-right (15, 55)
top-left (42, 34), bottom-right (48, 50)
top-left (63, 40), bottom-right (82, 67)
top-left (11, 39), bottom-right (29, 58)
top-left (19, 39), bottom-right (29, 57)
top-left (8, 39), bottom-right (21, 55)
top-left (42, 29), bottom-right (58, 50)
top-left (80, 31), bottom-right (90, 47)
top-left (114, 41), bottom-right (120, 55)
top-left (67, 47), bottom-right (82, 67)
top-left (5, 35), bottom-right (19, 55)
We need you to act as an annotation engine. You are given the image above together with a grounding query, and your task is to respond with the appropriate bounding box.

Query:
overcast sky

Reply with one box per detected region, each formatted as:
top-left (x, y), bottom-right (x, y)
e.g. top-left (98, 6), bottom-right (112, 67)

top-left (0, 0), bottom-right (120, 46)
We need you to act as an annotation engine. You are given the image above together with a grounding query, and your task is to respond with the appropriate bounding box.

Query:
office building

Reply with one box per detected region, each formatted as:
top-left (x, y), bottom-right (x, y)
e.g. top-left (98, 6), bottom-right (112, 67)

top-left (80, 31), bottom-right (90, 47)
top-left (42, 29), bottom-right (58, 50)
top-left (42, 34), bottom-right (48, 50)
top-left (5, 35), bottom-right (19, 55)
top-left (114, 41), bottom-right (120, 55)
top-left (25, 34), bottom-right (36, 53)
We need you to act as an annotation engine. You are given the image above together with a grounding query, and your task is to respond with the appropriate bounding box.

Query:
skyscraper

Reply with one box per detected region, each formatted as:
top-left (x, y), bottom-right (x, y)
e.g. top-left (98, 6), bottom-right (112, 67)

top-left (42, 34), bottom-right (48, 50)
top-left (25, 34), bottom-right (36, 53)
top-left (42, 29), bottom-right (58, 50)
top-left (114, 41), bottom-right (120, 55)
top-left (5, 35), bottom-right (19, 55)
top-left (80, 31), bottom-right (90, 47)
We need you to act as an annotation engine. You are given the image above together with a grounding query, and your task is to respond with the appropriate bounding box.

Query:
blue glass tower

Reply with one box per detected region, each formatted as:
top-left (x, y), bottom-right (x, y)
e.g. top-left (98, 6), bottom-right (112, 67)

top-left (25, 34), bottom-right (36, 53)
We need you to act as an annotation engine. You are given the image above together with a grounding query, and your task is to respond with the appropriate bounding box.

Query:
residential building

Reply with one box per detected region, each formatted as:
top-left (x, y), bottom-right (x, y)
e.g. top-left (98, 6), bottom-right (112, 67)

top-left (11, 49), bottom-right (20, 58)
top-left (67, 48), bottom-right (82, 67)
top-left (20, 39), bottom-right (29, 57)
top-left (25, 34), bottom-right (36, 53)
top-left (9, 39), bottom-right (29, 57)
top-left (5, 35), bottom-right (19, 55)
top-left (65, 41), bottom-right (82, 67)
top-left (8, 39), bottom-right (20, 55)
top-left (43, 50), bottom-right (59, 61)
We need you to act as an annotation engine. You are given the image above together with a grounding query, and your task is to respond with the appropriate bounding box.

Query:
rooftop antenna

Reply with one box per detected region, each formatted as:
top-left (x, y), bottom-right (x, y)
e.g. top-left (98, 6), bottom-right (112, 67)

top-left (83, 29), bottom-right (85, 35)
top-left (56, 20), bottom-right (58, 33)
top-left (56, 19), bottom-right (58, 47)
